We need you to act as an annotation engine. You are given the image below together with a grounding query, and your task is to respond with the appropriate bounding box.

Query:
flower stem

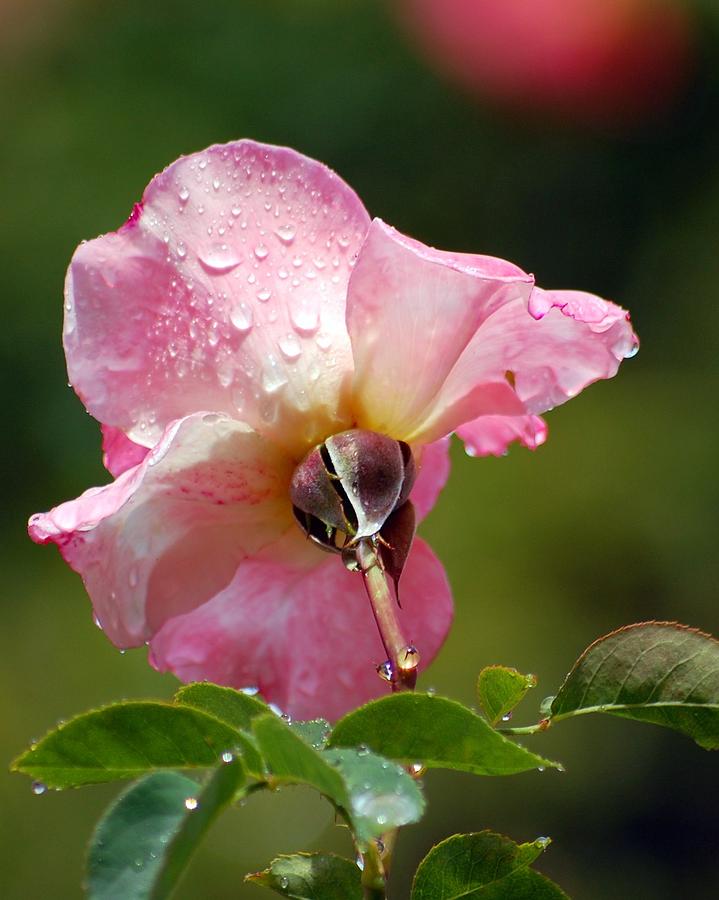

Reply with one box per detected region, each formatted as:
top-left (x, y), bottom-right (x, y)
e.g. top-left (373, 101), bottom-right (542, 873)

top-left (357, 538), bottom-right (417, 691)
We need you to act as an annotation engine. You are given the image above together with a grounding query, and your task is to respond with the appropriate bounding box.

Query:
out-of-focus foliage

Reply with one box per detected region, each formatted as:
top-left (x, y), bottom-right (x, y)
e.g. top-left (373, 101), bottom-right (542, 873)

top-left (1, 1), bottom-right (718, 898)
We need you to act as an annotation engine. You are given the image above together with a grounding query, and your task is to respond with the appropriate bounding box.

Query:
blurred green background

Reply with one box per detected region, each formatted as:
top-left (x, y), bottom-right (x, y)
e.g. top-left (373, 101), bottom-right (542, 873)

top-left (2, 1), bottom-right (718, 897)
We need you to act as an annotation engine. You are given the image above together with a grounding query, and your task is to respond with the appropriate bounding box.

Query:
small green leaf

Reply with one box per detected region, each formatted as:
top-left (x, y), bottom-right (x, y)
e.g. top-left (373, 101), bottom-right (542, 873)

top-left (329, 694), bottom-right (561, 776)
top-left (550, 622), bottom-right (719, 749)
top-left (247, 852), bottom-right (362, 899)
top-left (86, 759), bottom-right (245, 899)
top-left (12, 701), bottom-right (258, 788)
top-left (289, 719), bottom-right (332, 750)
top-left (411, 831), bottom-right (568, 899)
top-left (477, 666), bottom-right (537, 726)
top-left (252, 714), bottom-right (347, 803)
top-left (174, 683), bottom-right (268, 732)
top-left (252, 715), bottom-right (424, 845)
top-left (324, 748), bottom-right (424, 844)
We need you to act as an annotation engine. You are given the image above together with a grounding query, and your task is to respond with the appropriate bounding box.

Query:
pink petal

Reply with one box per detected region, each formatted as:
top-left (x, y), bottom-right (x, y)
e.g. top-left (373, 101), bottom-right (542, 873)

top-left (418, 285), bottom-right (638, 444)
top-left (29, 413), bottom-right (298, 647)
top-left (65, 140), bottom-right (370, 457)
top-left (101, 425), bottom-right (149, 477)
top-left (347, 219), bottom-right (534, 441)
top-left (456, 415), bottom-right (547, 457)
top-left (410, 437), bottom-right (451, 520)
top-left (149, 537), bottom-right (453, 721)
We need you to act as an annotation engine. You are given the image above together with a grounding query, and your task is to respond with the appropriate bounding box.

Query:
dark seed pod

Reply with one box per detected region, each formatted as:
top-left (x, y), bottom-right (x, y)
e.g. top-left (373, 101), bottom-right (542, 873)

top-left (290, 429), bottom-right (416, 555)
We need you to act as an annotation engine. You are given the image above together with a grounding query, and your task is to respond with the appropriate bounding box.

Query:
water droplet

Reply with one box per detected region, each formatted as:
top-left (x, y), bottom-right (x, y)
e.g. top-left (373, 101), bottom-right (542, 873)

top-left (254, 244), bottom-right (269, 260)
top-left (537, 766), bottom-right (545, 773)
top-left (501, 712), bottom-right (513, 722)
top-left (275, 223), bottom-right (296, 244)
top-left (426, 686), bottom-right (436, 697)
top-left (357, 744), bottom-right (370, 756)
top-left (176, 242), bottom-right (187, 259)
top-left (290, 299), bottom-right (319, 335)
top-left (31, 781), bottom-right (47, 795)
top-left (221, 751), bottom-right (234, 764)
top-left (129, 566), bottom-right (139, 588)
top-left (315, 331), bottom-right (332, 351)
top-left (262, 356), bottom-right (289, 394)
top-left (93, 613), bottom-right (103, 630)
top-left (256, 288), bottom-right (272, 302)
top-left (178, 186), bottom-right (190, 203)
top-left (198, 243), bottom-right (241, 275)
top-left (230, 302), bottom-right (253, 334)
top-left (279, 876), bottom-right (289, 889)
top-left (625, 341), bottom-right (639, 359)
top-left (409, 762), bottom-right (426, 778)
top-left (355, 853), bottom-right (365, 871)
top-left (231, 205), bottom-right (241, 217)
top-left (536, 836), bottom-right (551, 849)
top-left (376, 660), bottom-right (395, 683)
top-left (398, 645), bottom-right (420, 673)
top-left (278, 333), bottom-right (302, 361)
top-left (212, 177), bottom-right (221, 191)
top-left (184, 797), bottom-right (198, 810)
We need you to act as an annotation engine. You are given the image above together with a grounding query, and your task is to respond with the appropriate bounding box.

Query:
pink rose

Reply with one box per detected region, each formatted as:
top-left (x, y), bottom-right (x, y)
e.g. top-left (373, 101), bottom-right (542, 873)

top-left (29, 140), bottom-right (637, 719)
top-left (396, 0), bottom-right (693, 126)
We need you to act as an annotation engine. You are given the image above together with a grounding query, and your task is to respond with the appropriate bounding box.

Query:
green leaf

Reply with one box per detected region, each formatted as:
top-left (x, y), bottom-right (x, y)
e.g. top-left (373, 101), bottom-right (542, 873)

top-left (289, 719), bottom-right (332, 750)
top-left (324, 748), bottom-right (424, 844)
top-left (549, 622), bottom-right (719, 749)
top-left (87, 759), bottom-right (245, 899)
top-left (252, 714), bottom-right (424, 845)
top-left (329, 694), bottom-right (561, 776)
top-left (247, 852), bottom-right (362, 899)
top-left (477, 666), bottom-right (537, 727)
top-left (174, 683), bottom-right (268, 732)
top-left (12, 701), bottom-right (259, 788)
top-left (252, 714), bottom-right (347, 802)
top-left (411, 831), bottom-right (568, 899)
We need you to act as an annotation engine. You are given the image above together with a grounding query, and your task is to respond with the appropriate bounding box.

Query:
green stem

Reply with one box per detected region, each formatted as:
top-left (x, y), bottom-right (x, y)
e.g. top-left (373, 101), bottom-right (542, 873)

top-left (356, 538), bottom-right (417, 691)
top-left (496, 720), bottom-right (550, 736)
top-left (360, 842), bottom-right (386, 900)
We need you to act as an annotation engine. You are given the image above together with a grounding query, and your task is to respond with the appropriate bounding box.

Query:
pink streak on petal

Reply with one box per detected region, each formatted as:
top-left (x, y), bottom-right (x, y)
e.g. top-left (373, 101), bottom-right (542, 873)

top-left (149, 537), bottom-right (453, 721)
top-left (101, 425), bottom-right (150, 477)
top-left (65, 140), bottom-right (370, 457)
top-left (28, 413), bottom-right (295, 647)
top-left (347, 219), bottom-right (534, 441)
top-left (456, 415), bottom-right (548, 458)
top-left (410, 437), bottom-right (451, 521)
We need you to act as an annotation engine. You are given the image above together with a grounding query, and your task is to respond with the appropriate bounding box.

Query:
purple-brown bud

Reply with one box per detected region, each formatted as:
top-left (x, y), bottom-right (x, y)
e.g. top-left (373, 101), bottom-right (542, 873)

top-left (291, 429), bottom-right (416, 559)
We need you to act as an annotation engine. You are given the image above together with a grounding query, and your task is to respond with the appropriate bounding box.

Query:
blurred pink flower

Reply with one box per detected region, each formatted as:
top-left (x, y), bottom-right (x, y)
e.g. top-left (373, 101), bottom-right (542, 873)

top-left (29, 140), bottom-right (637, 719)
top-left (396, 0), bottom-right (693, 127)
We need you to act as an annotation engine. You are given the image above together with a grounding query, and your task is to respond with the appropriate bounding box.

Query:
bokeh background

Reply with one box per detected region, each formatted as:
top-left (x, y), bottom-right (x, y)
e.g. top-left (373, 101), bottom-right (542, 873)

top-left (2, 1), bottom-right (718, 897)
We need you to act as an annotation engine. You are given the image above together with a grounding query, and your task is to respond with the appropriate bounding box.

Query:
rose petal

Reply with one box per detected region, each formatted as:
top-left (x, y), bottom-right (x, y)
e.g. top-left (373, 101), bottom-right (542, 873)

top-left (29, 413), bottom-right (297, 647)
top-left (149, 536), bottom-right (453, 721)
top-left (410, 437), bottom-right (451, 520)
top-left (101, 425), bottom-right (149, 477)
top-left (456, 414), bottom-right (547, 457)
top-left (347, 219), bottom-right (534, 441)
top-left (413, 285), bottom-right (638, 444)
top-left (65, 140), bottom-right (370, 457)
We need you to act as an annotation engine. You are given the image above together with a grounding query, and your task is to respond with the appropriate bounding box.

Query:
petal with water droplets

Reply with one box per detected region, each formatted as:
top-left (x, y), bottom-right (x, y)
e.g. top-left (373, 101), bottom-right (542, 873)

top-left (65, 140), bottom-right (370, 457)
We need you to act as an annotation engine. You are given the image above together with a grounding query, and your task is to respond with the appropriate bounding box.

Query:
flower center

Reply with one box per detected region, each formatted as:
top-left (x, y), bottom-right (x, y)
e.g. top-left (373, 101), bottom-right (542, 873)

top-left (290, 428), bottom-right (416, 557)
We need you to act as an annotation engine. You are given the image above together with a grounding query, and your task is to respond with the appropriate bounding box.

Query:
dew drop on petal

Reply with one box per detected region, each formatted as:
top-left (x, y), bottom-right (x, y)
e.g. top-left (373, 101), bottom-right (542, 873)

top-left (256, 288), bottom-right (272, 302)
top-left (198, 243), bottom-right (242, 275)
top-left (262, 356), bottom-right (288, 395)
top-left (290, 299), bottom-right (319, 335)
top-left (230, 302), bottom-right (253, 334)
top-left (254, 244), bottom-right (269, 260)
top-left (278, 333), bottom-right (302, 361)
top-left (184, 797), bottom-right (198, 810)
top-left (221, 751), bottom-right (234, 764)
top-left (178, 186), bottom-right (190, 203)
top-left (275, 223), bottom-right (296, 244)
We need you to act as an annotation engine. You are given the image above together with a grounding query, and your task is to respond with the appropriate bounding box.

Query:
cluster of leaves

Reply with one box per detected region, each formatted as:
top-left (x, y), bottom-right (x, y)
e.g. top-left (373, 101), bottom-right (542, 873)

top-left (11, 621), bottom-right (718, 899)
